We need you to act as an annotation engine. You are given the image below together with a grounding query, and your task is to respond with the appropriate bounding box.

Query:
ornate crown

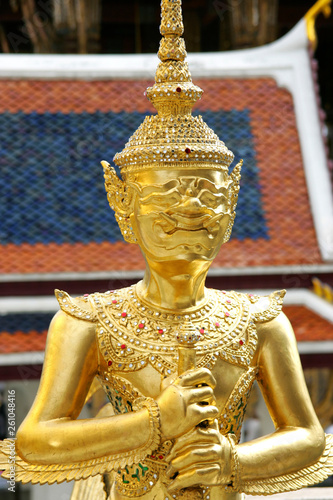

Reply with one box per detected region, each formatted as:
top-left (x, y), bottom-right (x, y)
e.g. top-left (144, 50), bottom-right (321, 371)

top-left (113, 0), bottom-right (235, 175)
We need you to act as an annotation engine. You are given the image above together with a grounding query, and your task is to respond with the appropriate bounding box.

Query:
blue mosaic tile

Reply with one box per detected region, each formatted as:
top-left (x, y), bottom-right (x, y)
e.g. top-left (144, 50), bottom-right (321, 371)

top-left (0, 110), bottom-right (268, 245)
top-left (0, 313), bottom-right (54, 334)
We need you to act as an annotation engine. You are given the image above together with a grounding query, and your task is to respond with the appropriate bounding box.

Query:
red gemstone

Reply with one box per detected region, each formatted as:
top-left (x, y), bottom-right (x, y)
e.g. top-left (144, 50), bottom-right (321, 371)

top-left (215, 322), bottom-right (220, 327)
top-left (151, 455), bottom-right (156, 459)
top-left (185, 148), bottom-right (191, 154)
top-left (239, 340), bottom-right (244, 346)
top-left (112, 299), bottom-right (117, 304)
top-left (121, 312), bottom-right (127, 318)
top-left (200, 328), bottom-right (205, 334)
top-left (249, 293), bottom-right (254, 298)
top-left (108, 360), bottom-right (112, 366)
top-left (158, 329), bottom-right (163, 334)
top-left (176, 87), bottom-right (182, 93)
top-left (138, 323), bottom-right (144, 329)
top-left (158, 455), bottom-right (163, 459)
top-left (225, 312), bottom-right (230, 317)
top-left (84, 294), bottom-right (89, 297)
top-left (227, 299), bottom-right (231, 304)
top-left (121, 344), bottom-right (126, 349)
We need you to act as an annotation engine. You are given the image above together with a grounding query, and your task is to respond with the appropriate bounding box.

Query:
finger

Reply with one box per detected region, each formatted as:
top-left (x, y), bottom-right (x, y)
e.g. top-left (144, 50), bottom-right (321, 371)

top-left (167, 464), bottom-right (220, 491)
top-left (191, 404), bottom-right (219, 424)
top-left (188, 386), bottom-right (214, 404)
top-left (171, 444), bottom-right (221, 471)
top-left (166, 428), bottom-right (219, 462)
top-left (177, 367), bottom-right (216, 389)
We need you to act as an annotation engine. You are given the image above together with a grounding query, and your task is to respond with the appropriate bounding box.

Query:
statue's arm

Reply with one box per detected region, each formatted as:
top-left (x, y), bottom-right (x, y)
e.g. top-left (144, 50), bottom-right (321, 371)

top-left (237, 311), bottom-right (325, 479)
top-left (15, 310), bottom-right (152, 464)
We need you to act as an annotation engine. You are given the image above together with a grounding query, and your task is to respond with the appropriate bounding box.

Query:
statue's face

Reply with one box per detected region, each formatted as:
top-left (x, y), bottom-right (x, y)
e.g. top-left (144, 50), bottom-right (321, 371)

top-left (127, 169), bottom-right (231, 263)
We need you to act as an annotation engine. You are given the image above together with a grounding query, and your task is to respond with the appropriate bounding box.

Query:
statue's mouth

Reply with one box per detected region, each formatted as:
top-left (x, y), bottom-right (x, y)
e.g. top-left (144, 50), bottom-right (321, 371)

top-left (155, 211), bottom-right (223, 235)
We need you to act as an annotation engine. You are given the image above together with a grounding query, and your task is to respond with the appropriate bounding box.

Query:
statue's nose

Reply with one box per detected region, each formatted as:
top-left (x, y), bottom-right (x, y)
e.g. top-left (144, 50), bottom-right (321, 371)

top-left (180, 194), bottom-right (203, 214)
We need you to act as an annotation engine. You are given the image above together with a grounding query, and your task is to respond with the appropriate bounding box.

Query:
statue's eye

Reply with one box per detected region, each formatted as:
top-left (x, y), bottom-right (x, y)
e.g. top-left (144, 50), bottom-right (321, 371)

top-left (200, 193), bottom-right (223, 208)
top-left (140, 192), bottom-right (181, 208)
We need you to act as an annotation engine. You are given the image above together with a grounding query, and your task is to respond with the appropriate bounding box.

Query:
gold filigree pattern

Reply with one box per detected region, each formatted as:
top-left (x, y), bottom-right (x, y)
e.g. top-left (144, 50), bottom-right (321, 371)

top-left (160, 0), bottom-right (184, 37)
top-left (158, 36), bottom-right (187, 62)
top-left (113, 114), bottom-right (234, 174)
top-left (102, 160), bottom-right (137, 243)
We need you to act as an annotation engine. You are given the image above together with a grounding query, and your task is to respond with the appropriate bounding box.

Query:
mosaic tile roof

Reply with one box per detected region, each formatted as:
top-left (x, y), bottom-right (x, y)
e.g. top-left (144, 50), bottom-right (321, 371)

top-left (0, 305), bottom-right (331, 355)
top-left (0, 78), bottom-right (322, 275)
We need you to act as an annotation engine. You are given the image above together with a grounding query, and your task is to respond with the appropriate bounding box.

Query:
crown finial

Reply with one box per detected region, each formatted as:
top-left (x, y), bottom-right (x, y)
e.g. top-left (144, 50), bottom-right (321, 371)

top-left (160, 0), bottom-right (184, 38)
top-left (146, 0), bottom-right (200, 115)
top-left (156, 0), bottom-right (188, 82)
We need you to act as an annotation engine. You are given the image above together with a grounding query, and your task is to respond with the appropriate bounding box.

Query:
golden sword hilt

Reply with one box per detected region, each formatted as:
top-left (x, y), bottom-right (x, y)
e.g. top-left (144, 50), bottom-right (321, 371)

top-left (176, 320), bottom-right (201, 375)
top-left (174, 322), bottom-right (207, 499)
top-left (175, 321), bottom-right (213, 429)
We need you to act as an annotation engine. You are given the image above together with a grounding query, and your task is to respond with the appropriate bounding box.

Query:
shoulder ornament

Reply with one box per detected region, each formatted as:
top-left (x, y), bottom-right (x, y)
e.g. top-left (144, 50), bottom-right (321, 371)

top-left (249, 290), bottom-right (286, 324)
top-left (55, 289), bottom-right (98, 323)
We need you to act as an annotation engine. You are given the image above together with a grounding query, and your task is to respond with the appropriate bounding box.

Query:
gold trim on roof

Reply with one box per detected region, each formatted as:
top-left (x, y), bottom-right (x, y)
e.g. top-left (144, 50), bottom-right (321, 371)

top-left (305, 0), bottom-right (332, 50)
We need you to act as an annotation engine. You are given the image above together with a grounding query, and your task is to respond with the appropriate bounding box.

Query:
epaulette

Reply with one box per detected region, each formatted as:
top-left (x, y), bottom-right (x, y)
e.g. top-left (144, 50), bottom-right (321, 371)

top-left (248, 290), bottom-right (286, 323)
top-left (54, 289), bottom-right (98, 323)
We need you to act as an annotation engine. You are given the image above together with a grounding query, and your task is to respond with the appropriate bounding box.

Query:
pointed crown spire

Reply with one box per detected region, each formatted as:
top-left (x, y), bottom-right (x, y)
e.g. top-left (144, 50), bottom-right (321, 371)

top-left (113, 0), bottom-right (234, 175)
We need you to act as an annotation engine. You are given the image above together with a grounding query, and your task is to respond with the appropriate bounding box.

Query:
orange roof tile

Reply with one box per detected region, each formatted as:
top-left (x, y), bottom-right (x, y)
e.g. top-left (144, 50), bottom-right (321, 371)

top-left (283, 305), bottom-right (333, 342)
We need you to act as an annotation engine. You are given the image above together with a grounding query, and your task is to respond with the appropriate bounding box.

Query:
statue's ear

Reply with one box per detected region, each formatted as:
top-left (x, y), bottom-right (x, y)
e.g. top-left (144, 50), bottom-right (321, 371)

top-left (101, 161), bottom-right (137, 244)
top-left (223, 160), bottom-right (242, 244)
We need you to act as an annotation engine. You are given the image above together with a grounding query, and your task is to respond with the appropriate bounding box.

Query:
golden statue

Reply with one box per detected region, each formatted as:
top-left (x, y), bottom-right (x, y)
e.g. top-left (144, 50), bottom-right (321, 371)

top-left (1, 1), bottom-right (333, 499)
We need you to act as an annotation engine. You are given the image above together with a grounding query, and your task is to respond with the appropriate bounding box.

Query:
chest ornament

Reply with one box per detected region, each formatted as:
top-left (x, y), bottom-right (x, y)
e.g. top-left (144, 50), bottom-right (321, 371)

top-left (91, 286), bottom-right (257, 375)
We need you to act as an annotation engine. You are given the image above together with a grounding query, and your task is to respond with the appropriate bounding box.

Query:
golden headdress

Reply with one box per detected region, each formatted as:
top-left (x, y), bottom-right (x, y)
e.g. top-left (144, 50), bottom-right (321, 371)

top-left (102, 0), bottom-right (242, 243)
top-left (113, 0), bottom-right (234, 175)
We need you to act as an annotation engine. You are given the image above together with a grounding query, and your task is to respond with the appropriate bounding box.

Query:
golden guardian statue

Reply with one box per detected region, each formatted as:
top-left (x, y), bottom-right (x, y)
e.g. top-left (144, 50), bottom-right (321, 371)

top-left (1, 1), bottom-right (333, 499)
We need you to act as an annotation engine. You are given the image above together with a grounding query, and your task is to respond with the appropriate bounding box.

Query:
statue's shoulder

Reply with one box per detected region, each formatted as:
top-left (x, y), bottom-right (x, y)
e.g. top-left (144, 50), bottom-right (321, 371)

top-left (243, 289), bottom-right (286, 324)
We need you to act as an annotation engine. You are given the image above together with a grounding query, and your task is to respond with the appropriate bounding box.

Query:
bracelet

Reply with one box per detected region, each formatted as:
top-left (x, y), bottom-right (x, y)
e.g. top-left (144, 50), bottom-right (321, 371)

top-left (226, 433), bottom-right (241, 491)
top-left (133, 397), bottom-right (161, 457)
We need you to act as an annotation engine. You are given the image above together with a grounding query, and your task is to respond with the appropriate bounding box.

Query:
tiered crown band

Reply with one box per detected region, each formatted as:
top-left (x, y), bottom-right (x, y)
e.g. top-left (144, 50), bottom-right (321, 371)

top-left (114, 0), bottom-right (234, 176)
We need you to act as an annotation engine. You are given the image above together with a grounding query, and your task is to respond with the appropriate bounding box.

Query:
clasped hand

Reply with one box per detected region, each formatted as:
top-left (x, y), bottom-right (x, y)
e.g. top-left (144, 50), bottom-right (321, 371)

top-left (156, 367), bottom-right (232, 491)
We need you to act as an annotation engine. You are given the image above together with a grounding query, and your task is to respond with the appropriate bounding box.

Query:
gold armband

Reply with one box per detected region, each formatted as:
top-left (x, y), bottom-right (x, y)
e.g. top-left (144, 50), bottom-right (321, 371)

top-left (226, 433), bottom-right (241, 491)
top-left (133, 397), bottom-right (161, 455)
